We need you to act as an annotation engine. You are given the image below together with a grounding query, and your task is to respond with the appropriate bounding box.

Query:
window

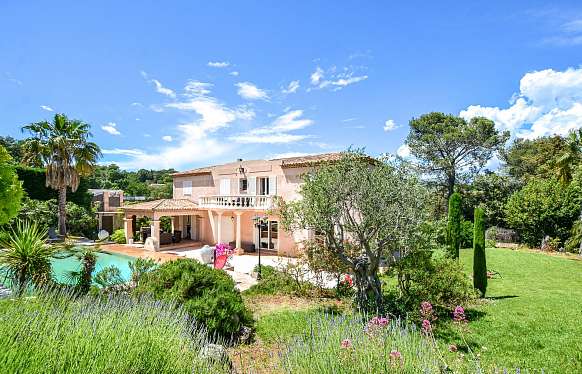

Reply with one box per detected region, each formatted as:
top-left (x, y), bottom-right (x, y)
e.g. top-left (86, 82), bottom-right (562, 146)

top-left (239, 178), bottom-right (248, 193)
top-left (183, 180), bottom-right (192, 196)
top-left (258, 177), bottom-right (269, 195)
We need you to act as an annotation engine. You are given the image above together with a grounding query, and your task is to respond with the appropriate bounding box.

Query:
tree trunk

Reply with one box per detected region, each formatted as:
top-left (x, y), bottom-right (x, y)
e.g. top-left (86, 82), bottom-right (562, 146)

top-left (353, 256), bottom-right (382, 312)
top-left (447, 171), bottom-right (456, 201)
top-left (578, 207), bottom-right (582, 256)
top-left (58, 186), bottom-right (67, 236)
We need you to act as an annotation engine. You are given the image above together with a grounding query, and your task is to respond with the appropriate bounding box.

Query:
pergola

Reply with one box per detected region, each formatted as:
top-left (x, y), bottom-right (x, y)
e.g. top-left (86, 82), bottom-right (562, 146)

top-left (122, 199), bottom-right (201, 250)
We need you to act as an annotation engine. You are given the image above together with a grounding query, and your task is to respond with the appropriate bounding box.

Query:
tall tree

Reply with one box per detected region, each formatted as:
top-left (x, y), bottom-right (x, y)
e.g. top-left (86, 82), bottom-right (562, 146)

top-left (473, 207), bottom-right (487, 297)
top-left (446, 192), bottom-right (462, 258)
top-left (556, 129), bottom-right (582, 185)
top-left (406, 112), bottom-right (509, 198)
top-left (281, 151), bottom-right (429, 311)
top-left (22, 114), bottom-right (101, 235)
top-left (0, 145), bottom-right (24, 224)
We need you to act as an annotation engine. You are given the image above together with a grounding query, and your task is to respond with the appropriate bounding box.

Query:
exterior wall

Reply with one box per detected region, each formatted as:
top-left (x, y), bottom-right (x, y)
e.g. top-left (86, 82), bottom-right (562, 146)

top-left (171, 160), bottom-right (320, 256)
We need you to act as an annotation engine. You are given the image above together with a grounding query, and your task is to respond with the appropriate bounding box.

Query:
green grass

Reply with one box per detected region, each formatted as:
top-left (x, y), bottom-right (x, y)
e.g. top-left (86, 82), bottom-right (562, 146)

top-left (454, 247), bottom-right (582, 372)
top-left (0, 290), bottom-right (229, 373)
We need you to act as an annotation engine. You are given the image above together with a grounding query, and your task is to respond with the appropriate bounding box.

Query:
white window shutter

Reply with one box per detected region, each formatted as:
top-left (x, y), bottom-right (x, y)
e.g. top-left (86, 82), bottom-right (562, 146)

top-left (268, 175), bottom-right (277, 195)
top-left (248, 177), bottom-right (256, 195)
top-left (183, 181), bottom-right (192, 196)
top-left (219, 179), bottom-right (230, 195)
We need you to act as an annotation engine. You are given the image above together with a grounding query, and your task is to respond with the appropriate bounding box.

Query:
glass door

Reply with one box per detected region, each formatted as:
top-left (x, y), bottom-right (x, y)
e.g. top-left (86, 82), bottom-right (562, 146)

top-left (259, 220), bottom-right (278, 250)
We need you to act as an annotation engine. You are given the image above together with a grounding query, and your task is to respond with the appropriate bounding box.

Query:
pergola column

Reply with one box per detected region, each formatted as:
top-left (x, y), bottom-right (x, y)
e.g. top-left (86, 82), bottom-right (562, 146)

top-left (235, 211), bottom-right (243, 254)
top-left (216, 211), bottom-right (223, 244)
top-left (148, 219), bottom-right (161, 251)
top-left (123, 217), bottom-right (133, 243)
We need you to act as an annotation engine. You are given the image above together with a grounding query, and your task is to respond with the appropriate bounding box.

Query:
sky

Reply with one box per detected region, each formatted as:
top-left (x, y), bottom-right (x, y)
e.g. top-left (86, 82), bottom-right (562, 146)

top-left (1, 1), bottom-right (582, 170)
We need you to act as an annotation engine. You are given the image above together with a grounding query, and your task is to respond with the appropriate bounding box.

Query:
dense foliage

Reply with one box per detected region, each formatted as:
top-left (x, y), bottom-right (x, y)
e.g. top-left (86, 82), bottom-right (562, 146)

top-left (473, 207), bottom-right (487, 297)
top-left (86, 164), bottom-right (175, 199)
top-left (134, 259), bottom-right (253, 337)
top-left (505, 178), bottom-right (581, 247)
top-left (13, 198), bottom-right (97, 238)
top-left (446, 192), bottom-right (462, 258)
top-left (110, 228), bottom-right (127, 244)
top-left (0, 145), bottom-right (23, 224)
top-left (15, 166), bottom-right (92, 209)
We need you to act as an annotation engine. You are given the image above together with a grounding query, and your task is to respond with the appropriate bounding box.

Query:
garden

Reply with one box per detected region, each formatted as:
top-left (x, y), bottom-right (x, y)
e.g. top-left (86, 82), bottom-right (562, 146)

top-left (1, 113), bottom-right (582, 372)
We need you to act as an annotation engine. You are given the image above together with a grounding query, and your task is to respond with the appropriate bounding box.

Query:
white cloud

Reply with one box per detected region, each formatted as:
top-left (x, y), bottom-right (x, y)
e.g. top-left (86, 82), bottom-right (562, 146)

top-left (269, 152), bottom-right (316, 159)
top-left (184, 80), bottom-right (213, 97)
top-left (229, 71), bottom-right (239, 76)
top-left (130, 102), bottom-right (143, 107)
top-left (309, 65), bottom-right (368, 91)
top-left (383, 119), bottom-right (398, 132)
top-left (230, 109), bottom-right (313, 144)
top-left (282, 80), bottom-right (300, 94)
top-left (162, 135), bottom-right (173, 142)
top-left (40, 105), bottom-right (54, 112)
top-left (396, 144), bottom-right (411, 158)
top-left (102, 148), bottom-right (145, 157)
top-left (208, 61), bottom-right (230, 68)
top-left (341, 117), bottom-right (357, 122)
top-left (460, 67), bottom-right (582, 139)
top-left (233, 133), bottom-right (309, 144)
top-left (101, 122), bottom-right (121, 135)
top-left (151, 79), bottom-right (176, 98)
top-left (235, 82), bottom-right (269, 100)
top-left (310, 67), bottom-right (324, 85)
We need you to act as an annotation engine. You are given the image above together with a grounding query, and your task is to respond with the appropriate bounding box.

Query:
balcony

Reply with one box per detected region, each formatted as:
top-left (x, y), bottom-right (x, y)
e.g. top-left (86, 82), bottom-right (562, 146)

top-left (198, 195), bottom-right (274, 210)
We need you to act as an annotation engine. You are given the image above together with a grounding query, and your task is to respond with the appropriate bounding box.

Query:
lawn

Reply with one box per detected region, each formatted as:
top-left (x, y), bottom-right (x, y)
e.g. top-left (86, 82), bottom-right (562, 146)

top-left (240, 248), bottom-right (582, 372)
top-left (453, 247), bottom-right (582, 372)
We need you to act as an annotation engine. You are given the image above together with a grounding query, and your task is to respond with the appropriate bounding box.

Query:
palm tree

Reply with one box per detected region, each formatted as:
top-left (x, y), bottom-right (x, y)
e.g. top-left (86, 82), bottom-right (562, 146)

top-left (22, 114), bottom-right (101, 235)
top-left (556, 129), bottom-right (582, 184)
top-left (0, 221), bottom-right (55, 295)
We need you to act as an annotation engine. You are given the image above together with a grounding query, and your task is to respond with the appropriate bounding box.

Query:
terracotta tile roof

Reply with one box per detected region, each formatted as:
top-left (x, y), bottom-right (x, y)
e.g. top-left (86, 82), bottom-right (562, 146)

top-left (273, 152), bottom-right (344, 168)
top-left (122, 199), bottom-right (198, 212)
top-left (171, 167), bottom-right (213, 177)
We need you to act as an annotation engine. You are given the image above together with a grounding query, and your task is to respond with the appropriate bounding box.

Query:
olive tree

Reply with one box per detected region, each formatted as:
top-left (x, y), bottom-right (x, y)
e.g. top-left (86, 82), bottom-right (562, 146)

top-left (280, 151), bottom-right (429, 311)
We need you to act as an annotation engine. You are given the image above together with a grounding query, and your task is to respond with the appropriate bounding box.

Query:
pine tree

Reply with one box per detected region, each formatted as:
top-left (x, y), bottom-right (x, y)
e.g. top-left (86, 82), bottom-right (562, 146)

top-left (446, 192), bottom-right (462, 258)
top-left (473, 207), bottom-right (487, 297)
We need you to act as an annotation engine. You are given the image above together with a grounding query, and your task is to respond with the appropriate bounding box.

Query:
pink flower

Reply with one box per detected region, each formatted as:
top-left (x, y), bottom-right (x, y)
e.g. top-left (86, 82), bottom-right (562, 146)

top-left (340, 338), bottom-right (352, 349)
top-left (420, 301), bottom-right (433, 317)
top-left (421, 319), bottom-right (432, 334)
top-left (341, 274), bottom-right (353, 287)
top-left (453, 306), bottom-right (467, 323)
top-left (378, 317), bottom-right (389, 327)
top-left (448, 344), bottom-right (458, 352)
top-left (389, 350), bottom-right (403, 366)
top-left (369, 316), bottom-right (380, 325)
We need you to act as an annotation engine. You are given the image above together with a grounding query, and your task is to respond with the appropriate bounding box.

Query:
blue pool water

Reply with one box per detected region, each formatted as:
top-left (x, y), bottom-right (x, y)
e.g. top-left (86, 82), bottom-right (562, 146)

top-left (51, 250), bottom-right (136, 284)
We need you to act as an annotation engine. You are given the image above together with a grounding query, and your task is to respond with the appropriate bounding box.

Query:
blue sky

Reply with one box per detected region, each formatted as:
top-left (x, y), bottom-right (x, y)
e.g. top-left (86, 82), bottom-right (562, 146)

top-left (2, 1), bottom-right (582, 170)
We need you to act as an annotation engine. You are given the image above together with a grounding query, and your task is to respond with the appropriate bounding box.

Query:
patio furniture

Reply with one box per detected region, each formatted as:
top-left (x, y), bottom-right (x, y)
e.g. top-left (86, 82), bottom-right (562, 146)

top-left (160, 232), bottom-right (173, 245)
top-left (140, 227), bottom-right (151, 242)
top-left (47, 227), bottom-right (63, 243)
top-left (173, 230), bottom-right (182, 243)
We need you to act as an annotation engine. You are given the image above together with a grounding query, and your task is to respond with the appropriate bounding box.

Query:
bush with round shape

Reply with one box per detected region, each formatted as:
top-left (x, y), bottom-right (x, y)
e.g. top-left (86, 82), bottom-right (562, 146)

top-left (134, 259), bottom-right (253, 338)
top-left (110, 228), bottom-right (126, 244)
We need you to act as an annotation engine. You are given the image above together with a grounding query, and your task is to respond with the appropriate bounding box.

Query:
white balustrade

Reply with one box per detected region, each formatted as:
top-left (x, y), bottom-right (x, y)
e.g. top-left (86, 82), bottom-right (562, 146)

top-left (198, 195), bottom-right (273, 209)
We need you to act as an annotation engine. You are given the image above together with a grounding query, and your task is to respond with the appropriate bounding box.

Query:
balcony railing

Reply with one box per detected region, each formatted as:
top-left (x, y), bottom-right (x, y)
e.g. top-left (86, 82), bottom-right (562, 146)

top-left (198, 195), bottom-right (274, 210)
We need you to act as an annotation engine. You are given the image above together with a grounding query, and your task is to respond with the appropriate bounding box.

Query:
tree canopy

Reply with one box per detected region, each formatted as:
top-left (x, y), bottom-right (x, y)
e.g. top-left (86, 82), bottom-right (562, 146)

top-left (0, 145), bottom-right (24, 225)
top-left (406, 112), bottom-right (509, 198)
top-left (280, 150), bottom-right (429, 310)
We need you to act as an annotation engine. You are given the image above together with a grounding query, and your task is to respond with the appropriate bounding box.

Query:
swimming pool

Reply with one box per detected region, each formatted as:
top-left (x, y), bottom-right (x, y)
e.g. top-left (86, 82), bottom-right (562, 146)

top-left (51, 250), bottom-right (136, 284)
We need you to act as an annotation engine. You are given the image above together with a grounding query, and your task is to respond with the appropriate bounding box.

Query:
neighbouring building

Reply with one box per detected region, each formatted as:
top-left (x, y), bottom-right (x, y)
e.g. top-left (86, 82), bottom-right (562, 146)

top-left (121, 153), bottom-right (343, 256)
top-left (89, 189), bottom-right (124, 235)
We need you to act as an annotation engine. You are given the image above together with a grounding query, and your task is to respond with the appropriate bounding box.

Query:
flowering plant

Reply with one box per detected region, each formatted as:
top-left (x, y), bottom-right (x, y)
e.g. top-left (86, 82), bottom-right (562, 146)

top-left (215, 243), bottom-right (232, 257)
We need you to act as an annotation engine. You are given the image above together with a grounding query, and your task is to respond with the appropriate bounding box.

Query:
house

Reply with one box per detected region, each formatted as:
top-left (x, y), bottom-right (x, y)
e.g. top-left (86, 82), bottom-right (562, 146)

top-left (89, 189), bottom-right (124, 235)
top-left (121, 153), bottom-right (343, 256)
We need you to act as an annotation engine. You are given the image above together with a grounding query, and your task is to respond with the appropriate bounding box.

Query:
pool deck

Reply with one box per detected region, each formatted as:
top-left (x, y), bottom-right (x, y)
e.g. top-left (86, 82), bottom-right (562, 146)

top-left (100, 242), bottom-right (204, 263)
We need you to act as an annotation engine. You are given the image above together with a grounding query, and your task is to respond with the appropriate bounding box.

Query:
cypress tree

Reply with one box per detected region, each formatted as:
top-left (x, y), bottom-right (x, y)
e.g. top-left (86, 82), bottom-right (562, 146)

top-left (446, 192), bottom-right (462, 258)
top-left (473, 207), bottom-right (487, 297)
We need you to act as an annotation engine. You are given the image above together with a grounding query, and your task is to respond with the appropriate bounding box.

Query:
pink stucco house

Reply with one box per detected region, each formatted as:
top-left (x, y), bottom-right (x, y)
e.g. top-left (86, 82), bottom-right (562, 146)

top-left (122, 153), bottom-right (342, 256)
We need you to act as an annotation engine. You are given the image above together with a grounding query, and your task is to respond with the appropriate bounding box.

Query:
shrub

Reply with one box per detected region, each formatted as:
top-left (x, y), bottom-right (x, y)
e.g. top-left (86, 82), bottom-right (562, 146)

top-left (94, 265), bottom-right (124, 288)
top-left (473, 207), bottom-right (487, 297)
top-left (110, 228), bottom-right (126, 244)
top-left (244, 264), bottom-right (319, 297)
top-left (505, 178), bottom-right (581, 247)
top-left (446, 192), bottom-right (462, 258)
top-left (386, 250), bottom-right (475, 318)
top-left (0, 290), bottom-right (226, 373)
top-left (129, 257), bottom-right (157, 285)
top-left (134, 259), bottom-right (253, 337)
top-left (460, 219), bottom-right (474, 248)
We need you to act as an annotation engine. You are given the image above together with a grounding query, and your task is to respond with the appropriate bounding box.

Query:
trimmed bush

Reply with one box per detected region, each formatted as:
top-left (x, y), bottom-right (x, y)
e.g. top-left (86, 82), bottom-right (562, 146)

top-left (446, 192), bottom-right (462, 258)
top-left (473, 207), bottom-right (487, 297)
top-left (134, 259), bottom-right (253, 337)
top-left (110, 228), bottom-right (126, 244)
